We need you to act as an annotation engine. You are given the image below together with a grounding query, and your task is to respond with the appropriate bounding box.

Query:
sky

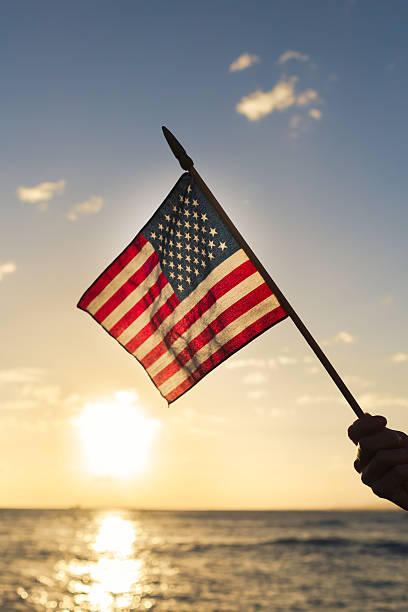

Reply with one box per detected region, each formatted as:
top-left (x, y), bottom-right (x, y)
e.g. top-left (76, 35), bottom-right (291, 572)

top-left (1, 0), bottom-right (408, 509)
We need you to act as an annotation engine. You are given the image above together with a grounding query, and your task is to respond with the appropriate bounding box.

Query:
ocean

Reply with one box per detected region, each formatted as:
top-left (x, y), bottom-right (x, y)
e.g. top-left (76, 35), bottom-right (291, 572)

top-left (0, 509), bottom-right (407, 611)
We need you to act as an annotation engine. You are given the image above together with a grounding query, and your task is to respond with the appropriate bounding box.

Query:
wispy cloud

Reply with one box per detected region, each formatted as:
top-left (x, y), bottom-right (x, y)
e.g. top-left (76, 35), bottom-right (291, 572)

top-left (236, 77), bottom-right (298, 121)
top-left (297, 394), bottom-right (343, 406)
top-left (17, 180), bottom-right (65, 204)
top-left (296, 89), bottom-right (318, 107)
top-left (323, 331), bottom-right (355, 346)
top-left (277, 50), bottom-right (310, 64)
top-left (277, 355), bottom-right (298, 365)
top-left (0, 261), bottom-right (17, 282)
top-left (229, 52), bottom-right (260, 72)
top-left (358, 393), bottom-right (408, 410)
top-left (390, 352), bottom-right (408, 363)
top-left (242, 371), bottom-right (268, 385)
top-left (225, 358), bottom-right (276, 370)
top-left (237, 77), bottom-right (321, 123)
top-left (247, 389), bottom-right (268, 400)
top-left (0, 367), bottom-right (44, 385)
top-left (309, 108), bottom-right (322, 120)
top-left (67, 195), bottom-right (104, 221)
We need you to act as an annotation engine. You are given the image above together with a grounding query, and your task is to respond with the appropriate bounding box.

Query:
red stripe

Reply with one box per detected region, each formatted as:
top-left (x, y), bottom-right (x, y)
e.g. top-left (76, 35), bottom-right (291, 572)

top-left (109, 272), bottom-right (169, 338)
top-left (77, 234), bottom-right (147, 309)
top-left (165, 305), bottom-right (287, 402)
top-left (153, 282), bottom-right (272, 386)
top-left (94, 251), bottom-right (159, 323)
top-left (124, 292), bottom-right (180, 353)
top-left (141, 260), bottom-right (256, 370)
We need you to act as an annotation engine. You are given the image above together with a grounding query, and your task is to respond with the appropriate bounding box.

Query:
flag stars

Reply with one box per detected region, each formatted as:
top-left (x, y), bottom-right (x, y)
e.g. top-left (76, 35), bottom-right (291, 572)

top-left (169, 251), bottom-right (174, 258)
top-left (218, 242), bottom-right (227, 251)
top-left (184, 209), bottom-right (190, 217)
top-left (209, 227), bottom-right (217, 237)
top-left (176, 220), bottom-right (182, 227)
top-left (158, 234), bottom-right (163, 241)
top-left (193, 257), bottom-right (199, 264)
top-left (193, 223), bottom-right (199, 231)
top-left (176, 252), bottom-right (182, 260)
top-left (194, 246), bottom-right (199, 254)
top-left (201, 213), bottom-right (208, 222)
top-left (185, 232), bottom-right (191, 240)
top-left (184, 197), bottom-right (190, 205)
top-left (185, 244), bottom-right (191, 252)
top-left (176, 242), bottom-right (182, 249)
top-left (201, 238), bottom-right (206, 245)
top-left (208, 240), bottom-right (215, 248)
top-left (184, 221), bottom-right (191, 229)
top-left (177, 274), bottom-right (183, 281)
top-left (179, 195), bottom-right (184, 202)
top-left (158, 223), bottom-right (163, 230)
top-left (172, 205), bottom-right (178, 212)
top-left (165, 214), bottom-right (170, 222)
top-left (193, 211), bottom-right (199, 219)
top-left (208, 252), bottom-right (214, 260)
top-left (176, 231), bottom-right (182, 239)
top-left (186, 265), bottom-right (191, 273)
top-left (193, 235), bottom-right (199, 242)
top-left (187, 185), bottom-right (192, 193)
top-left (177, 263), bottom-right (183, 271)
top-left (170, 271), bottom-right (175, 279)
top-left (178, 284), bottom-right (184, 292)
top-left (185, 254), bottom-right (191, 262)
top-left (192, 199), bottom-right (199, 206)
top-left (201, 260), bottom-right (206, 267)
top-left (169, 261), bottom-right (175, 269)
top-left (186, 276), bottom-right (191, 284)
top-left (150, 231), bottom-right (157, 239)
top-left (194, 268), bottom-right (199, 276)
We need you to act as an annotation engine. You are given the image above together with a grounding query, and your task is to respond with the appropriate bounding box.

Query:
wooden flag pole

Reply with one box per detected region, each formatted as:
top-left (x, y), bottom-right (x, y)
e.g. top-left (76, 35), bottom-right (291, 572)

top-left (162, 126), bottom-right (364, 419)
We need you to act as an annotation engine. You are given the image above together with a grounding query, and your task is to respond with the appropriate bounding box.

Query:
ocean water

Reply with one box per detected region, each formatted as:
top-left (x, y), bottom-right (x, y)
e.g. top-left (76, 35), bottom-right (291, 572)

top-left (0, 509), bottom-right (407, 612)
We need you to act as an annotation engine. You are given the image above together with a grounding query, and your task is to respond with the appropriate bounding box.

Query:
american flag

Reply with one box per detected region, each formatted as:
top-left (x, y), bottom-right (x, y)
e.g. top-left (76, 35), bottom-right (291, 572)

top-left (78, 174), bottom-right (287, 403)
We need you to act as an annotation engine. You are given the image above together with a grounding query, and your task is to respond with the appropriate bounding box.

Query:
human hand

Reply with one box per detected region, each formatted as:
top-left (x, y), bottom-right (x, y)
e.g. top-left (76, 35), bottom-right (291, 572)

top-left (348, 413), bottom-right (408, 510)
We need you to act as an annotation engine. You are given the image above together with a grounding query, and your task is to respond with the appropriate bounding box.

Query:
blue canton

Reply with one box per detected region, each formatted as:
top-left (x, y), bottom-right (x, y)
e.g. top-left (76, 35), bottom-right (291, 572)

top-left (142, 174), bottom-right (240, 301)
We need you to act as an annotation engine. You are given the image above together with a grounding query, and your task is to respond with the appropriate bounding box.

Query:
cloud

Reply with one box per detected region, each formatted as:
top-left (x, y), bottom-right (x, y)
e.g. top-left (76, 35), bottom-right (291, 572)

top-left (67, 195), bottom-right (104, 221)
top-left (296, 89), bottom-right (318, 107)
top-left (380, 296), bottom-right (393, 306)
top-left (0, 367), bottom-right (44, 385)
top-left (290, 115), bottom-right (302, 129)
top-left (0, 261), bottom-right (17, 282)
top-left (358, 393), bottom-right (408, 410)
top-left (391, 352), bottom-right (408, 363)
top-left (242, 371), bottom-right (268, 385)
top-left (323, 331), bottom-right (355, 346)
top-left (277, 50), bottom-right (310, 64)
top-left (309, 108), bottom-right (322, 120)
top-left (229, 53), bottom-right (260, 72)
top-left (17, 180), bottom-right (65, 204)
top-left (297, 394), bottom-right (343, 406)
top-left (277, 355), bottom-right (298, 365)
top-left (225, 358), bottom-right (276, 370)
top-left (236, 77), bottom-right (298, 121)
top-left (247, 389), bottom-right (268, 400)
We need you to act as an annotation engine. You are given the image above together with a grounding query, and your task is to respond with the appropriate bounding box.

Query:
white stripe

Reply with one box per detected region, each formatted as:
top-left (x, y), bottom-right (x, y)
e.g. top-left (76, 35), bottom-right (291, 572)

top-left (133, 249), bottom-right (248, 361)
top-left (159, 293), bottom-right (280, 397)
top-left (102, 262), bottom-right (161, 331)
top-left (146, 269), bottom-right (262, 379)
top-left (86, 242), bottom-right (155, 315)
top-left (116, 280), bottom-right (175, 346)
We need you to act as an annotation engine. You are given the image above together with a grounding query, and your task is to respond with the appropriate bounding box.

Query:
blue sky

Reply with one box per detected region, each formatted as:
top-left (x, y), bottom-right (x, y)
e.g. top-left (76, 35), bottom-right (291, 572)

top-left (1, 0), bottom-right (408, 508)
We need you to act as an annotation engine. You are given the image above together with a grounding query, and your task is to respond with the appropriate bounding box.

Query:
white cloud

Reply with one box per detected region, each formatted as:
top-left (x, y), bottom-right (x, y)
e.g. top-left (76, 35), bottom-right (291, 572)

top-left (309, 108), bottom-right (322, 120)
top-left (0, 261), bottom-right (17, 282)
top-left (0, 367), bottom-right (44, 385)
top-left (323, 331), bottom-right (355, 346)
top-left (229, 52), bottom-right (260, 72)
top-left (297, 394), bottom-right (343, 406)
top-left (17, 180), bottom-right (65, 204)
top-left (242, 371), bottom-right (268, 385)
top-left (67, 195), bottom-right (104, 221)
top-left (391, 352), bottom-right (408, 363)
top-left (247, 389), bottom-right (268, 400)
top-left (225, 358), bottom-right (276, 370)
top-left (380, 296), bottom-right (393, 306)
top-left (277, 50), bottom-right (310, 64)
top-left (290, 115), bottom-right (302, 129)
top-left (358, 393), bottom-right (408, 410)
top-left (236, 77), bottom-right (298, 121)
top-left (277, 355), bottom-right (298, 365)
top-left (296, 89), bottom-right (318, 106)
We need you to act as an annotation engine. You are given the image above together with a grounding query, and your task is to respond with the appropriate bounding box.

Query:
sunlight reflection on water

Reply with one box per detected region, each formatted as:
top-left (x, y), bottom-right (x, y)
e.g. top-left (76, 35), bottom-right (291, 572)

top-left (57, 513), bottom-right (143, 611)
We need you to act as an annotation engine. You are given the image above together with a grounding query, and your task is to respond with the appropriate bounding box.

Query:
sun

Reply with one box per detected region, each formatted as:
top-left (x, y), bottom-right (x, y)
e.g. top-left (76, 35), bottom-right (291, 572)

top-left (76, 391), bottom-right (159, 479)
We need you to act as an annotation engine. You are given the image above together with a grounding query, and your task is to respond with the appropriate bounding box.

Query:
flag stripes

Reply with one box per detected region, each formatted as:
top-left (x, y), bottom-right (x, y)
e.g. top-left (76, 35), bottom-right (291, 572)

top-left (78, 174), bottom-right (287, 402)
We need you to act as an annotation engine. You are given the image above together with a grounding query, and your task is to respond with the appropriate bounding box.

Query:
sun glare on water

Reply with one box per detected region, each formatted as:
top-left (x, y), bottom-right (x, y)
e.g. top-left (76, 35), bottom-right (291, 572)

top-left (77, 391), bottom-right (160, 478)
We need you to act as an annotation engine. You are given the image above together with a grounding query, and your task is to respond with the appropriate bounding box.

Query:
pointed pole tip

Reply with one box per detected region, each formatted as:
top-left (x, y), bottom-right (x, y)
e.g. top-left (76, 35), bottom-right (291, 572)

top-left (161, 126), bottom-right (194, 171)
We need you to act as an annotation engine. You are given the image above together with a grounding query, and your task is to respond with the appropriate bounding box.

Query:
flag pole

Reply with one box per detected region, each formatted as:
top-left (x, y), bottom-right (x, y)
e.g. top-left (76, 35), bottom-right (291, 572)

top-left (162, 126), bottom-right (364, 419)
